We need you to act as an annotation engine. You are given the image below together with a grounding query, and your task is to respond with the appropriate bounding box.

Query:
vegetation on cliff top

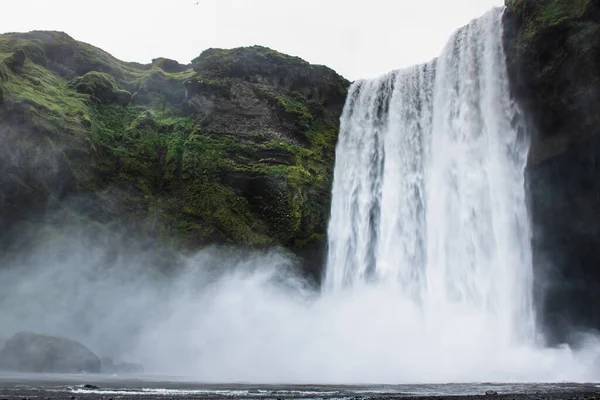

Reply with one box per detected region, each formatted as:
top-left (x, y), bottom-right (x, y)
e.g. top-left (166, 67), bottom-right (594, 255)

top-left (506, 0), bottom-right (593, 37)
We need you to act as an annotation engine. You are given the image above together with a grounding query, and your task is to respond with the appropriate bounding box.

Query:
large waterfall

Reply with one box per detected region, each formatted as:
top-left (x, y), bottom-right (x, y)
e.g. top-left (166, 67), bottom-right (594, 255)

top-left (2, 7), bottom-right (599, 386)
top-left (326, 8), bottom-right (535, 345)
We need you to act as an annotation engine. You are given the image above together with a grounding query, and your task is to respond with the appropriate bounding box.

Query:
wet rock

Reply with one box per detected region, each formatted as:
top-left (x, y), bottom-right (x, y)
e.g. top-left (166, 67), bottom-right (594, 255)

top-left (83, 384), bottom-right (99, 389)
top-left (0, 331), bottom-right (101, 373)
top-left (486, 390), bottom-right (498, 396)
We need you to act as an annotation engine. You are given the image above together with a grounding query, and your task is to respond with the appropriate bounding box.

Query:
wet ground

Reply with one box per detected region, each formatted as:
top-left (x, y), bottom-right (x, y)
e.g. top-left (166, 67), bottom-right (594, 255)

top-left (0, 373), bottom-right (599, 399)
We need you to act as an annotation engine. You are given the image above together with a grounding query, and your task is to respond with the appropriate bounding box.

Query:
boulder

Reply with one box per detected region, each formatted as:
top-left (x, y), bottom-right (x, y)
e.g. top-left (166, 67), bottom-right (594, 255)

top-left (4, 49), bottom-right (26, 72)
top-left (68, 71), bottom-right (131, 106)
top-left (0, 332), bottom-right (101, 373)
top-left (83, 384), bottom-right (99, 389)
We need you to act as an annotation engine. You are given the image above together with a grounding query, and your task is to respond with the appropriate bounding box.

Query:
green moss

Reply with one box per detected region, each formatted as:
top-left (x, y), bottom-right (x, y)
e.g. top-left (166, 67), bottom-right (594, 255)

top-left (87, 104), bottom-right (278, 246)
top-left (0, 31), bottom-right (195, 108)
top-left (184, 182), bottom-right (272, 245)
top-left (538, 0), bottom-right (587, 25)
top-left (0, 59), bottom-right (8, 81)
top-left (511, 0), bottom-right (590, 37)
top-left (2, 59), bottom-right (90, 137)
top-left (68, 71), bottom-right (124, 104)
top-left (164, 117), bottom-right (338, 246)
top-left (250, 84), bottom-right (313, 129)
top-left (279, 92), bottom-right (313, 129)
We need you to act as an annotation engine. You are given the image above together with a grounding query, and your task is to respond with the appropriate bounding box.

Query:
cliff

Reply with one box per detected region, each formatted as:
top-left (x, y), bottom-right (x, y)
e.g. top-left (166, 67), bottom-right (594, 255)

top-left (0, 31), bottom-right (349, 279)
top-left (503, 0), bottom-right (600, 341)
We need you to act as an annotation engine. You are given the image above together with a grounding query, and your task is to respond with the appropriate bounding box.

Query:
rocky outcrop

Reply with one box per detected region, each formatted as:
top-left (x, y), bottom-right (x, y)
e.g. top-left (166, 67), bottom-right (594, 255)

top-left (0, 332), bottom-right (101, 373)
top-left (504, 0), bottom-right (600, 341)
top-left (179, 47), bottom-right (348, 277)
top-left (0, 31), bottom-right (349, 279)
top-left (68, 71), bottom-right (131, 106)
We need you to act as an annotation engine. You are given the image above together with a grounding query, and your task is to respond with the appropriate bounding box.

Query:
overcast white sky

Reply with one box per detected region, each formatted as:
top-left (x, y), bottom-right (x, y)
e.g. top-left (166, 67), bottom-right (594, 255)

top-left (3, 0), bottom-right (503, 80)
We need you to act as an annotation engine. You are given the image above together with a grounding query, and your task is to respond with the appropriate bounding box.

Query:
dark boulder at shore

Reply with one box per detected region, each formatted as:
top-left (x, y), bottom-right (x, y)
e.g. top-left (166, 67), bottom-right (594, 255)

top-left (0, 332), bottom-right (101, 373)
top-left (503, 0), bottom-right (600, 341)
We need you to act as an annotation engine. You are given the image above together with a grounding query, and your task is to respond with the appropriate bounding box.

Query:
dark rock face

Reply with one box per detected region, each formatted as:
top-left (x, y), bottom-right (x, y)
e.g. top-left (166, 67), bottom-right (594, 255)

top-left (504, 0), bottom-right (600, 341)
top-left (0, 332), bottom-right (101, 373)
top-left (179, 47), bottom-right (348, 268)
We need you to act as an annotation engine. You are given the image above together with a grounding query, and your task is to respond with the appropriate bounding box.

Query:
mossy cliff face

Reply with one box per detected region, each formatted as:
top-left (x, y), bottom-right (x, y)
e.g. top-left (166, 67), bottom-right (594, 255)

top-left (0, 31), bottom-right (349, 278)
top-left (503, 0), bottom-right (600, 341)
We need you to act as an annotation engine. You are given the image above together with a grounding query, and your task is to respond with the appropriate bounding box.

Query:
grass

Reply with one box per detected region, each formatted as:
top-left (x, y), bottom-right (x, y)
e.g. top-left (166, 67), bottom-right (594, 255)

top-left (1, 58), bottom-right (91, 139)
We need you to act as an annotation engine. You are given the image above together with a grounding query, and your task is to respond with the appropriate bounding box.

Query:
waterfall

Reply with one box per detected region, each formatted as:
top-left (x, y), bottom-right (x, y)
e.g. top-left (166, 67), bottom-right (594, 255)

top-left (326, 8), bottom-right (535, 345)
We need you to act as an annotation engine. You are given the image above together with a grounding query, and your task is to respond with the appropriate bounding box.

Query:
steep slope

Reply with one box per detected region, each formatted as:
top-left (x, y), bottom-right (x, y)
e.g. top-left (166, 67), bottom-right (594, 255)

top-left (503, 0), bottom-right (600, 341)
top-left (0, 31), bottom-right (349, 277)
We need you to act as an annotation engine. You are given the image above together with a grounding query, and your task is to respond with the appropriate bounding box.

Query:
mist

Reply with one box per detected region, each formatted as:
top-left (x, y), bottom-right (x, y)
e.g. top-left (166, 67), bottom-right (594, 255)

top-left (0, 222), bottom-right (599, 384)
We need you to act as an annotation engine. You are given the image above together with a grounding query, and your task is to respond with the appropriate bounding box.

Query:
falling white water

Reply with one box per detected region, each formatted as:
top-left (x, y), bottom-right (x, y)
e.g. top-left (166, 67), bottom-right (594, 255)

top-left (326, 7), bottom-right (535, 345)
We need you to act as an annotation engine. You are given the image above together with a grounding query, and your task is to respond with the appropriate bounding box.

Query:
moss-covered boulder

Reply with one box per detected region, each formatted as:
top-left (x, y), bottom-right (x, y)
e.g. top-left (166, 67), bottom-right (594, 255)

top-left (0, 31), bottom-right (349, 279)
top-left (504, 0), bottom-right (600, 342)
top-left (69, 71), bottom-right (131, 105)
top-left (4, 49), bottom-right (26, 72)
